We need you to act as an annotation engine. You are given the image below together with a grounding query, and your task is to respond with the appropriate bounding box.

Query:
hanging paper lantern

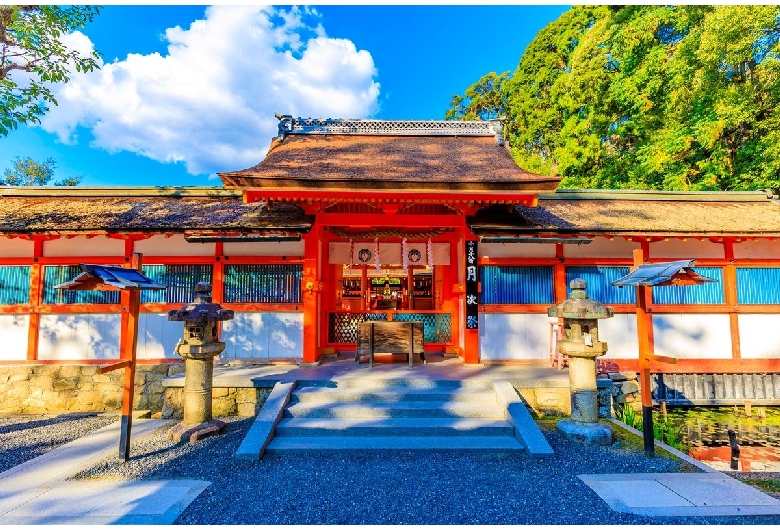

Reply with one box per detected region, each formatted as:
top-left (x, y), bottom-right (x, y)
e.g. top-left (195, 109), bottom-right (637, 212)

top-left (402, 238), bottom-right (408, 273)
top-left (374, 238), bottom-right (381, 272)
top-left (427, 238), bottom-right (433, 267)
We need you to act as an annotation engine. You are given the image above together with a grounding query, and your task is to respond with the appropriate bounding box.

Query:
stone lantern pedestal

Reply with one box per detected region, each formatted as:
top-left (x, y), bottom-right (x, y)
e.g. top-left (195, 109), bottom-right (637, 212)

top-left (167, 282), bottom-right (234, 442)
top-left (548, 279), bottom-right (615, 445)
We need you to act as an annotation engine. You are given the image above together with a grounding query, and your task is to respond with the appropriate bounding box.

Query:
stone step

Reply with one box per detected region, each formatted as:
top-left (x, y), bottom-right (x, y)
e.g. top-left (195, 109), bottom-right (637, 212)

top-left (264, 435), bottom-right (525, 454)
top-left (274, 417), bottom-right (515, 437)
top-left (296, 379), bottom-right (493, 390)
top-left (291, 387), bottom-right (499, 403)
top-left (283, 401), bottom-right (507, 419)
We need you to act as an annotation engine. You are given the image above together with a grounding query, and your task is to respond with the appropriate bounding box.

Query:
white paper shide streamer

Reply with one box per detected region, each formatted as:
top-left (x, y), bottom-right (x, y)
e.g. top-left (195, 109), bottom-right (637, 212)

top-left (427, 238), bottom-right (433, 267)
top-left (374, 238), bottom-right (381, 272)
top-left (348, 239), bottom-right (354, 272)
top-left (402, 238), bottom-right (408, 273)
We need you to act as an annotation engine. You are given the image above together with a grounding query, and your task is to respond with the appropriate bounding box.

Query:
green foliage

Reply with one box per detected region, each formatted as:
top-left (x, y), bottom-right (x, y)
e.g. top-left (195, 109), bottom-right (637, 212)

top-left (0, 5), bottom-right (102, 136)
top-left (615, 402), bottom-right (640, 429)
top-left (615, 404), bottom-right (688, 452)
top-left (1, 156), bottom-right (80, 186)
top-left (450, 5), bottom-right (780, 191)
top-left (445, 71), bottom-right (510, 121)
top-left (741, 478), bottom-right (780, 494)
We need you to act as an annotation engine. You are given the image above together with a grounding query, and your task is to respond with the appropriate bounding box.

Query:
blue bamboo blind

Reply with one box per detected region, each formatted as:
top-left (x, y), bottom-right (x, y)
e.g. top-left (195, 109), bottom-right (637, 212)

top-left (651, 267), bottom-right (724, 304)
top-left (566, 266), bottom-right (635, 304)
top-left (223, 264), bottom-right (302, 304)
top-left (139, 264), bottom-right (213, 304)
top-left (0, 266), bottom-right (30, 304)
top-left (42, 265), bottom-right (120, 304)
top-left (736, 267), bottom-right (780, 304)
top-left (480, 266), bottom-right (554, 304)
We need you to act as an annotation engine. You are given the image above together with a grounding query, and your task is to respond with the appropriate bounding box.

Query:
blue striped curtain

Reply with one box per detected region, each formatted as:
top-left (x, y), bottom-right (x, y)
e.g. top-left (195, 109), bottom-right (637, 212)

top-left (566, 266), bottom-right (635, 304)
top-left (0, 266), bottom-right (30, 304)
top-left (43, 265), bottom-right (120, 304)
top-left (737, 268), bottom-right (780, 304)
top-left (223, 264), bottom-right (303, 303)
top-left (652, 267), bottom-right (724, 304)
top-left (139, 264), bottom-right (213, 304)
top-left (480, 266), bottom-right (554, 304)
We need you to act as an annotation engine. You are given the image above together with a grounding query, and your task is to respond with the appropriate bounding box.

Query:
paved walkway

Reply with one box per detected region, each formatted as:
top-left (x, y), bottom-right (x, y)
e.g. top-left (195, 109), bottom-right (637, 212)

top-left (0, 418), bottom-right (208, 524)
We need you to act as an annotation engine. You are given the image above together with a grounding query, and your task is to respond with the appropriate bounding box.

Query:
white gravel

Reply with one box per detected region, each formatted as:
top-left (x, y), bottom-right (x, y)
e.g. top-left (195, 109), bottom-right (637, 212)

top-left (0, 413), bottom-right (117, 473)
top-left (4, 413), bottom-right (780, 524)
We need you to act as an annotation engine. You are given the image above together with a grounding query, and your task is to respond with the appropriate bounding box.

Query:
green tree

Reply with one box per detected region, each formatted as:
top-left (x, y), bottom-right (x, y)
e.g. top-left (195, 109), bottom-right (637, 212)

top-left (454, 5), bottom-right (780, 191)
top-left (445, 71), bottom-right (510, 121)
top-left (1, 156), bottom-right (80, 186)
top-left (1, 5), bottom-right (102, 136)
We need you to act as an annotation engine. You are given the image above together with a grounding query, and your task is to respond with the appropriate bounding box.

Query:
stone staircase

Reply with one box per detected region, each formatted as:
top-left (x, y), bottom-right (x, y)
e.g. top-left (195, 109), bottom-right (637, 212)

top-left (263, 379), bottom-right (527, 454)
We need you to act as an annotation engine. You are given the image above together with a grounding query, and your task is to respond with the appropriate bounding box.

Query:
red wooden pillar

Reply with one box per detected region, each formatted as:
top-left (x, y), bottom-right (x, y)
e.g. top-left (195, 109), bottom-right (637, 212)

top-left (26, 239), bottom-right (44, 361)
top-left (118, 252), bottom-right (142, 461)
top-left (633, 248), bottom-right (655, 456)
top-left (723, 240), bottom-right (741, 359)
top-left (440, 233), bottom-right (459, 355)
top-left (301, 230), bottom-right (320, 364)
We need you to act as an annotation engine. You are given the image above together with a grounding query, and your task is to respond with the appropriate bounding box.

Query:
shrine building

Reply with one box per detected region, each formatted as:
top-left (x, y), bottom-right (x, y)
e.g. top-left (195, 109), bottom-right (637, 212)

top-left (1, 116), bottom-right (780, 376)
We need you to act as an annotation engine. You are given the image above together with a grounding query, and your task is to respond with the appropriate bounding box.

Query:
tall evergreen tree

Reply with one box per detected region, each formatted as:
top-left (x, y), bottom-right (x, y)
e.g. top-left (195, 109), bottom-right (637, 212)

top-left (448, 5), bottom-right (780, 191)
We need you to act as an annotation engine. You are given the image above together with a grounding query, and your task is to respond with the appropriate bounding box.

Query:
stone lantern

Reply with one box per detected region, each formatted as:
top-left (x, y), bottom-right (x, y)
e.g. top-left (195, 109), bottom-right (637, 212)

top-left (548, 278), bottom-right (614, 445)
top-left (167, 282), bottom-right (234, 442)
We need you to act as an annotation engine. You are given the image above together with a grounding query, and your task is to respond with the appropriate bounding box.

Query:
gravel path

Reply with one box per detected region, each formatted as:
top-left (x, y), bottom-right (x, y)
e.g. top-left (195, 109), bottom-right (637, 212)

top-left (39, 415), bottom-right (774, 525)
top-left (0, 413), bottom-right (117, 474)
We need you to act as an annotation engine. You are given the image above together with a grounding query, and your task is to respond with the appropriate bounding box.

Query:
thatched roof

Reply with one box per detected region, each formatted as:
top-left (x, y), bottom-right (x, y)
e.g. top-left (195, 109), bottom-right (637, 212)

top-left (0, 188), bottom-right (313, 235)
top-left (468, 190), bottom-right (780, 237)
top-left (219, 119), bottom-right (560, 192)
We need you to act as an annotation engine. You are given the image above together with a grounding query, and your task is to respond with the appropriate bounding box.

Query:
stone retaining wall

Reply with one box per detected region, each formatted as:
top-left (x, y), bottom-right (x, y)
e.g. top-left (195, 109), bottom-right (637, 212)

top-left (0, 363), bottom-right (185, 415)
top-left (161, 387), bottom-right (270, 419)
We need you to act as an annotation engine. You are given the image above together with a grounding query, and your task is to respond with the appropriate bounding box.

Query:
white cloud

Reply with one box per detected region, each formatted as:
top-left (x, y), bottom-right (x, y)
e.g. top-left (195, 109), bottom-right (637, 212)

top-left (39, 5), bottom-right (380, 177)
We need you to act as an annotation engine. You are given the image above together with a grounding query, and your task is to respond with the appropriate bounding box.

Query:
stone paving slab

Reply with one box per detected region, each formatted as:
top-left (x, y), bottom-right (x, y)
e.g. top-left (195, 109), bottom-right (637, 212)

top-left (580, 472), bottom-right (780, 517)
top-left (0, 479), bottom-right (210, 525)
top-left (0, 418), bottom-right (209, 525)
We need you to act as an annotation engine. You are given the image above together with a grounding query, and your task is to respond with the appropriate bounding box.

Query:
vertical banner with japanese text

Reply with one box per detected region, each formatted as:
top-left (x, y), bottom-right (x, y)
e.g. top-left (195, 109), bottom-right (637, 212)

top-left (465, 240), bottom-right (478, 329)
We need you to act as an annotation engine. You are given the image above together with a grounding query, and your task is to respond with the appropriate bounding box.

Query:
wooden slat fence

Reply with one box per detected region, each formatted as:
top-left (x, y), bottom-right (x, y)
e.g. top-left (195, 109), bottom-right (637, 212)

top-left (651, 373), bottom-right (780, 406)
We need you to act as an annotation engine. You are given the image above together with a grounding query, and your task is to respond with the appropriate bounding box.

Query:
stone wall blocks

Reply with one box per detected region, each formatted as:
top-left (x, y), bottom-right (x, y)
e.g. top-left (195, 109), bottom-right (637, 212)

top-left (212, 388), bottom-right (230, 398)
top-left (58, 365), bottom-right (83, 378)
top-left (620, 380), bottom-right (640, 394)
top-left (8, 373), bottom-right (31, 383)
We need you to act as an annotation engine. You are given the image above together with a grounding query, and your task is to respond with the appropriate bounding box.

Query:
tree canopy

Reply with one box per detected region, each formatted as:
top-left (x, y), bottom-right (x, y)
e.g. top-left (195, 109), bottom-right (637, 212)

top-left (1, 156), bottom-right (80, 186)
top-left (0, 5), bottom-right (101, 136)
top-left (447, 5), bottom-right (780, 192)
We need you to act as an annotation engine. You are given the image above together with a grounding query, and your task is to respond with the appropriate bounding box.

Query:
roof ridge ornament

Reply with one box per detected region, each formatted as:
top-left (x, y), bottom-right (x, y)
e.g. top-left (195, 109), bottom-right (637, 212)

top-left (274, 114), bottom-right (500, 138)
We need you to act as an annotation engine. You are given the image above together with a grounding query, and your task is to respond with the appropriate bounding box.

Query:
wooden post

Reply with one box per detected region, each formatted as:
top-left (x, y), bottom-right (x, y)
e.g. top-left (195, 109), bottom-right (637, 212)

top-left (302, 231), bottom-right (319, 364)
top-left (118, 252), bottom-right (142, 461)
top-left (633, 248), bottom-right (655, 457)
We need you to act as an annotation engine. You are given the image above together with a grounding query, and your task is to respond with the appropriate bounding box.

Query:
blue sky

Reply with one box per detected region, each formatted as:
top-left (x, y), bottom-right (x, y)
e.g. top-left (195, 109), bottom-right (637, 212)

top-left (1, 4), bottom-right (570, 187)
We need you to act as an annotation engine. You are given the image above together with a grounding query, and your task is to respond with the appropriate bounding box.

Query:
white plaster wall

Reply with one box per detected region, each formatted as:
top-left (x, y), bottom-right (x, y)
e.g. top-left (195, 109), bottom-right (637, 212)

top-left (652, 313), bottom-right (732, 359)
top-left (564, 237), bottom-right (640, 259)
top-left (137, 313), bottom-right (181, 359)
top-left (737, 314), bottom-right (780, 358)
top-left (221, 311), bottom-right (303, 359)
top-left (0, 314), bottom-right (29, 360)
top-left (733, 240), bottom-right (780, 260)
top-left (43, 236), bottom-right (125, 257)
top-left (224, 241), bottom-right (304, 257)
top-left (479, 313), bottom-right (552, 361)
top-left (0, 238), bottom-right (33, 257)
top-left (480, 242), bottom-right (556, 259)
top-left (134, 235), bottom-right (215, 256)
top-left (37, 313), bottom-right (121, 360)
top-left (599, 313), bottom-right (639, 359)
top-left (649, 239), bottom-right (725, 259)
